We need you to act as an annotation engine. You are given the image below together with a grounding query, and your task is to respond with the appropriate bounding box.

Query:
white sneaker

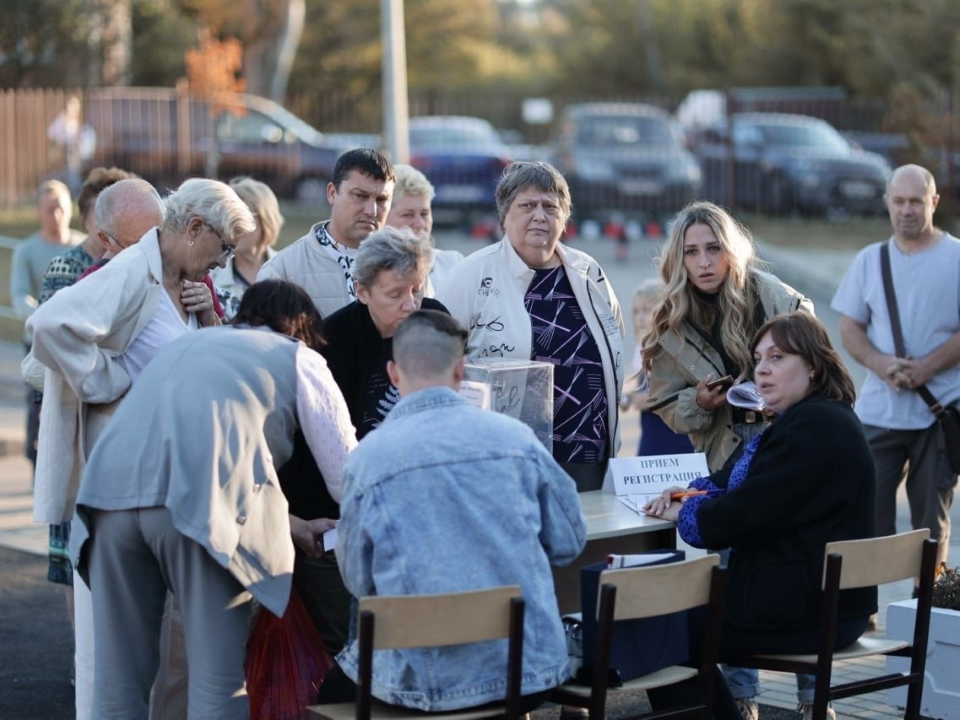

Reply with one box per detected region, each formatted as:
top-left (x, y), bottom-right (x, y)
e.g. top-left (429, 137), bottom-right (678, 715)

top-left (735, 697), bottom-right (759, 720)
top-left (797, 701), bottom-right (837, 719)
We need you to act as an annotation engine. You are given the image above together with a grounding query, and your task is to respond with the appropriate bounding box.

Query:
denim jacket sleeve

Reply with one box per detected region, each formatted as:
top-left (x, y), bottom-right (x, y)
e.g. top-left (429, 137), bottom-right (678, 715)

top-left (536, 452), bottom-right (587, 567)
top-left (334, 465), bottom-right (376, 599)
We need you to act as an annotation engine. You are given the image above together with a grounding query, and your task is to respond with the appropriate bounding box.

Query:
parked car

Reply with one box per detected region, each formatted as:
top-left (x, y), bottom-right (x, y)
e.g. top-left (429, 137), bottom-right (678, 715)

top-left (84, 87), bottom-right (367, 203)
top-left (408, 116), bottom-right (514, 222)
top-left (551, 102), bottom-right (703, 220)
top-left (691, 112), bottom-right (891, 215)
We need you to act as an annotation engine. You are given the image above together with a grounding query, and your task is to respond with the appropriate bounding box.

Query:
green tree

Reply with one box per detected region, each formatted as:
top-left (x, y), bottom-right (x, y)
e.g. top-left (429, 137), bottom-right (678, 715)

top-left (0, 0), bottom-right (91, 87)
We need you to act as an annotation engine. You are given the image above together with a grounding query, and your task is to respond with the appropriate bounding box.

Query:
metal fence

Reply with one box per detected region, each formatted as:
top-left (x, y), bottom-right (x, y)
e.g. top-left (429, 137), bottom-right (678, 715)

top-left (1, 86), bottom-right (956, 222)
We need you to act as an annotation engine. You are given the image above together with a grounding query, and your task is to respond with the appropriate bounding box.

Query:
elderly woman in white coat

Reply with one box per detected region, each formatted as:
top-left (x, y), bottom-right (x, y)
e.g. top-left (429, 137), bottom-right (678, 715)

top-left (25, 177), bottom-right (255, 719)
top-left (438, 161), bottom-right (623, 492)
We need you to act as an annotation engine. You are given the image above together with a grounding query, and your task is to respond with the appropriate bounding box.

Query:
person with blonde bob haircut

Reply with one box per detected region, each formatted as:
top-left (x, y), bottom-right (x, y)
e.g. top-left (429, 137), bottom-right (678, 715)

top-left (212, 177), bottom-right (284, 316)
top-left (643, 201), bottom-right (813, 473)
top-left (386, 163), bottom-right (464, 292)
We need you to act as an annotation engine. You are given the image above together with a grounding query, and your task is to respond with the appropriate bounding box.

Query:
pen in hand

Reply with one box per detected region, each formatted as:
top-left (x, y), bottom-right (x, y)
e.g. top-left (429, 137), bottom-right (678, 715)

top-left (669, 489), bottom-right (710, 501)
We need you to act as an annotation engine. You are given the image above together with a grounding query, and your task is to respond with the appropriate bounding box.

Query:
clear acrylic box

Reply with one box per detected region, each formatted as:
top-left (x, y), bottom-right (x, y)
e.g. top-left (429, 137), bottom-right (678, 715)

top-left (460, 359), bottom-right (554, 452)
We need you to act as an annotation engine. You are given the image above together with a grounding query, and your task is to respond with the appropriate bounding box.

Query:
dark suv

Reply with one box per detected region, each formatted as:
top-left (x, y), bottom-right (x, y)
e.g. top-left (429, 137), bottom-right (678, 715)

top-left (551, 102), bottom-right (703, 219)
top-left (691, 112), bottom-right (890, 215)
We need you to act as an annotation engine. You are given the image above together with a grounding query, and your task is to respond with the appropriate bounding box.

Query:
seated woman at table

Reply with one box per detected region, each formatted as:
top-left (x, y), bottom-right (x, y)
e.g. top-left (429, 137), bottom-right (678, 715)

top-left (644, 312), bottom-right (877, 719)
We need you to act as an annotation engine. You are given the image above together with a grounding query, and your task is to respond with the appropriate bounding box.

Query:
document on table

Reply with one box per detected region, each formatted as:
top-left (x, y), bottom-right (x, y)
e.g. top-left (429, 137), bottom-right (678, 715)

top-left (617, 494), bottom-right (662, 515)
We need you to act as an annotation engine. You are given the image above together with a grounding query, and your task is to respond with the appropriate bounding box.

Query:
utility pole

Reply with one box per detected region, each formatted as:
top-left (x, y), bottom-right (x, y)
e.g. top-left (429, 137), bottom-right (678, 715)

top-left (382, 0), bottom-right (410, 164)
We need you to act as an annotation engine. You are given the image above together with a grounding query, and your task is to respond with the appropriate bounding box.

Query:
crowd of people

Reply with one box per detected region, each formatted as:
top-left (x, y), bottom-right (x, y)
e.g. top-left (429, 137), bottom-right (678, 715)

top-left (9, 149), bottom-right (958, 720)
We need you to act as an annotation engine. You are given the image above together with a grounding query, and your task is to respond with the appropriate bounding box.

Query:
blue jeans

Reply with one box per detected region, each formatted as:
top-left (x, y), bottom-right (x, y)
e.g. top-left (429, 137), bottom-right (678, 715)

top-left (723, 665), bottom-right (816, 702)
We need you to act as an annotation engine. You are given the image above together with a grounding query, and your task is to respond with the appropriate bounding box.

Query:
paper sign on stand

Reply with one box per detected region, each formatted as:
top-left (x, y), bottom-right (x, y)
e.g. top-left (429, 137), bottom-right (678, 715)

top-left (603, 453), bottom-right (710, 514)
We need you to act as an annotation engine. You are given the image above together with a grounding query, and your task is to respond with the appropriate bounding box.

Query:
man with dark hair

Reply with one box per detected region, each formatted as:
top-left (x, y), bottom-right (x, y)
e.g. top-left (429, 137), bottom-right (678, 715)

top-left (258, 148), bottom-right (396, 317)
top-left (320, 309), bottom-right (586, 713)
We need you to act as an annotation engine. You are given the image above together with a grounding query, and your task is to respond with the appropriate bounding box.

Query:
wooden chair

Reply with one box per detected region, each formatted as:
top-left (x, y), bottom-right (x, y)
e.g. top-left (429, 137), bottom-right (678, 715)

top-left (725, 529), bottom-right (939, 720)
top-left (307, 585), bottom-right (526, 720)
top-left (550, 554), bottom-right (727, 719)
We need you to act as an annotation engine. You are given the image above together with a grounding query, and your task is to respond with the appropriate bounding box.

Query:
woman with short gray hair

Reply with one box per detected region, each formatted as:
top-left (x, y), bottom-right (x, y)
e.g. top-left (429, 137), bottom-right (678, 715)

top-left (438, 160), bottom-right (624, 492)
top-left (320, 226), bottom-right (446, 439)
top-left (277, 227), bottom-right (448, 655)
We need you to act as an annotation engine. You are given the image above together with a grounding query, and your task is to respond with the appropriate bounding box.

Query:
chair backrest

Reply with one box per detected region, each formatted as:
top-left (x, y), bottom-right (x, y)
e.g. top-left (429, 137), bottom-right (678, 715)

top-left (822, 529), bottom-right (931, 590)
top-left (358, 585), bottom-right (522, 649)
top-left (355, 586), bottom-right (526, 719)
top-left (598, 554), bottom-right (721, 621)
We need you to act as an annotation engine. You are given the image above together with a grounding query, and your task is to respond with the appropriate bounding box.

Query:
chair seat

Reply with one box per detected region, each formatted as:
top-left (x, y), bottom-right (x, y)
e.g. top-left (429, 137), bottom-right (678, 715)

top-left (307, 701), bottom-right (510, 720)
top-left (553, 664), bottom-right (699, 700)
top-left (749, 636), bottom-right (910, 664)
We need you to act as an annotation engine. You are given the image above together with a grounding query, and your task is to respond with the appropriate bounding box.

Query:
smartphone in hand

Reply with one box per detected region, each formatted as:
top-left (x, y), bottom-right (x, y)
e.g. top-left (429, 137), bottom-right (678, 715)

top-left (706, 375), bottom-right (734, 391)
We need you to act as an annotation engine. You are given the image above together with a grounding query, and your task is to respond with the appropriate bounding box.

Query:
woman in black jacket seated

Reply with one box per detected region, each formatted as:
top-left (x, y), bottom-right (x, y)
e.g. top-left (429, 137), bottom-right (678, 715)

top-left (644, 312), bottom-right (877, 719)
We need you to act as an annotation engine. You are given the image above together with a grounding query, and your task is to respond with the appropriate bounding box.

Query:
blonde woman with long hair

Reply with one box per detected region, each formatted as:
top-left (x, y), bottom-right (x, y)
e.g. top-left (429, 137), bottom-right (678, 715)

top-left (642, 201), bottom-right (813, 473)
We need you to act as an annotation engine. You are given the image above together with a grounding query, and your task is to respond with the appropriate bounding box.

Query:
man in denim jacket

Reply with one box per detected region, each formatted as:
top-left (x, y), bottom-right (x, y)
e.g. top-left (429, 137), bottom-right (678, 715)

top-left (327, 309), bottom-right (587, 713)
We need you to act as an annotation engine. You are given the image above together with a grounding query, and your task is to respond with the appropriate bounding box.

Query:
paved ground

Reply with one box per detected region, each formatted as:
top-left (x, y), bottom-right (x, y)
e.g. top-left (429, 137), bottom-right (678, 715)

top-left (0, 229), bottom-right (951, 718)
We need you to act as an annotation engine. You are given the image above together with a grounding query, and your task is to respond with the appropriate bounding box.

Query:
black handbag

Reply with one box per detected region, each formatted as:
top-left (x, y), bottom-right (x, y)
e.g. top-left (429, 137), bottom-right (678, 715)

top-left (880, 244), bottom-right (960, 473)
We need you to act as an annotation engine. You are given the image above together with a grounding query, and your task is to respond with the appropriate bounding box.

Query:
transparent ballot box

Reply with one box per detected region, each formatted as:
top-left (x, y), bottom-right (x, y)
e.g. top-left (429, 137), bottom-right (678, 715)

top-left (460, 359), bottom-right (554, 452)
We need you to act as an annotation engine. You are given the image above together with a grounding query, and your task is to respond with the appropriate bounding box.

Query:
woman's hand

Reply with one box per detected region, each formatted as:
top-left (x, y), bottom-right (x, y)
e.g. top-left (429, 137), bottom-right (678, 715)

top-left (694, 374), bottom-right (729, 411)
top-left (289, 515), bottom-right (337, 558)
top-left (642, 485), bottom-right (686, 517)
top-left (181, 279), bottom-right (219, 327)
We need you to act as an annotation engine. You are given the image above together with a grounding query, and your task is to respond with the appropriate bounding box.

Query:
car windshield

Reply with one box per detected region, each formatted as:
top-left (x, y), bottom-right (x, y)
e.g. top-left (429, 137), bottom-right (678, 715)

top-left (410, 124), bottom-right (500, 148)
top-left (266, 104), bottom-right (324, 145)
top-left (746, 122), bottom-right (850, 154)
top-left (575, 116), bottom-right (674, 147)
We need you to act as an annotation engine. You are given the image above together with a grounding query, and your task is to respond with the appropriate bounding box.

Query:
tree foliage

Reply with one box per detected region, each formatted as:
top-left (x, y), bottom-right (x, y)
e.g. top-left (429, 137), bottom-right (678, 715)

top-left (3, 0), bottom-right (959, 115)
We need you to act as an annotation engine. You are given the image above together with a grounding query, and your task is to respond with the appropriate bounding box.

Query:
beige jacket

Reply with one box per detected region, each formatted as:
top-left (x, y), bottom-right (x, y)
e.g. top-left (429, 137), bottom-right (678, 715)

top-left (256, 222), bottom-right (352, 318)
top-left (648, 270), bottom-right (813, 471)
top-left (24, 228), bottom-right (165, 523)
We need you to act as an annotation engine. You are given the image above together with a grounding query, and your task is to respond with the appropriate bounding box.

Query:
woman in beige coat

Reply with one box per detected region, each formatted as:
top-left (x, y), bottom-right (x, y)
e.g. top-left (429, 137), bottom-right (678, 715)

top-left (642, 201), bottom-right (813, 473)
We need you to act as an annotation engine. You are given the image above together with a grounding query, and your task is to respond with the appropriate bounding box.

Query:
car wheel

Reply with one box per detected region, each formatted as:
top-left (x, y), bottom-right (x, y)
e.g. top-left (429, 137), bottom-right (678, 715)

top-left (294, 176), bottom-right (330, 208)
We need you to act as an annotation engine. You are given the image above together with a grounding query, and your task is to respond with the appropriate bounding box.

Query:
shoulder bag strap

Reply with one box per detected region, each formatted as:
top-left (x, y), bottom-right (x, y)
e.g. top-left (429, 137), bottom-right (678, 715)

top-left (880, 243), bottom-right (946, 415)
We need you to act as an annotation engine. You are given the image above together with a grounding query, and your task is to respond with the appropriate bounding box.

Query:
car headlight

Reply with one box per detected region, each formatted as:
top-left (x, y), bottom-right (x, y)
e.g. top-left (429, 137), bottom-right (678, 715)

top-left (664, 158), bottom-right (702, 185)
